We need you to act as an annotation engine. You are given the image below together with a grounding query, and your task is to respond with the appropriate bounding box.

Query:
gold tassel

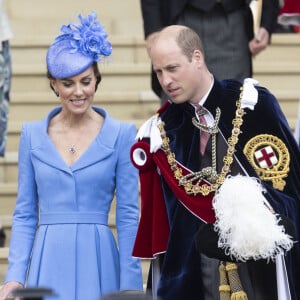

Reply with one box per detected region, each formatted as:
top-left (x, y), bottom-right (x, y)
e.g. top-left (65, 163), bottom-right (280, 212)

top-left (225, 262), bottom-right (248, 300)
top-left (219, 262), bottom-right (231, 300)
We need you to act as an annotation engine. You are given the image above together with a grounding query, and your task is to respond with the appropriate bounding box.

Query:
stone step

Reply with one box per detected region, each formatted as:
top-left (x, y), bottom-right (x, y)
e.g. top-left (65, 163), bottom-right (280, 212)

top-left (11, 58), bottom-right (300, 78)
top-left (0, 216), bottom-right (12, 247)
top-left (253, 75), bottom-right (300, 90)
top-left (10, 34), bottom-right (299, 67)
top-left (10, 90), bottom-right (158, 104)
top-left (11, 63), bottom-right (152, 93)
top-left (7, 88), bottom-right (299, 126)
top-left (7, 33), bottom-right (300, 117)
top-left (7, 0), bottom-right (144, 38)
top-left (0, 183), bottom-right (16, 216)
top-left (8, 90), bottom-right (158, 121)
top-left (253, 34), bottom-right (300, 62)
top-left (7, 60), bottom-right (300, 127)
top-left (0, 152), bottom-right (18, 184)
top-left (8, 34), bottom-right (300, 95)
top-left (0, 248), bottom-right (9, 263)
top-left (2, 91), bottom-right (299, 185)
top-left (0, 247), bottom-right (9, 284)
top-left (1, 91), bottom-right (299, 183)
top-left (11, 36), bottom-right (148, 66)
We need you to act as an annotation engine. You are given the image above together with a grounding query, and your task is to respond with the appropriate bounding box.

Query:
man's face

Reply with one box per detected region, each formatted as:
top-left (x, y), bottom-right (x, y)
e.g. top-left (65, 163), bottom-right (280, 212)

top-left (150, 38), bottom-right (202, 104)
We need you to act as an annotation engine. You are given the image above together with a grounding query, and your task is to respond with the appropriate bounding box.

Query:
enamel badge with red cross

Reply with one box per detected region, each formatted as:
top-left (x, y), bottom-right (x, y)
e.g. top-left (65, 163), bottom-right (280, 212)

top-left (243, 134), bottom-right (290, 191)
top-left (254, 145), bottom-right (278, 168)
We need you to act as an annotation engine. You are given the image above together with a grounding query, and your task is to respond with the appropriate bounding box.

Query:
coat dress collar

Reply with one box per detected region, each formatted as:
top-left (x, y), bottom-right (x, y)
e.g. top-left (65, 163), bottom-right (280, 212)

top-left (29, 106), bottom-right (120, 174)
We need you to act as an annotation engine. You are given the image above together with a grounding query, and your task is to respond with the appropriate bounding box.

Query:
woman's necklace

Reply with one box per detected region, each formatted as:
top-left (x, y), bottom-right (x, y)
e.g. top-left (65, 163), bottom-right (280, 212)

top-left (69, 145), bottom-right (76, 154)
top-left (157, 87), bottom-right (245, 196)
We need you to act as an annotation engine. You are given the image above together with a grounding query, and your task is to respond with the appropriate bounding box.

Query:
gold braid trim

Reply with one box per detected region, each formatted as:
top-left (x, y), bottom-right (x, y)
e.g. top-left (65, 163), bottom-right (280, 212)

top-left (157, 87), bottom-right (246, 196)
top-left (219, 262), bottom-right (231, 300)
top-left (225, 263), bottom-right (248, 300)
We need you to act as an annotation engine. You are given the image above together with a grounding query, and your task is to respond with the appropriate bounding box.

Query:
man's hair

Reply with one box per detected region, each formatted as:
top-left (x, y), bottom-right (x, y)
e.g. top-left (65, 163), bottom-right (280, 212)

top-left (176, 27), bottom-right (205, 61)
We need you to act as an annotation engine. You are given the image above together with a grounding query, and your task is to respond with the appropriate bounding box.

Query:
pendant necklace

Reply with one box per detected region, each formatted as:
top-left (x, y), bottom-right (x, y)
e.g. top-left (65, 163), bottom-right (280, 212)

top-left (69, 145), bottom-right (76, 154)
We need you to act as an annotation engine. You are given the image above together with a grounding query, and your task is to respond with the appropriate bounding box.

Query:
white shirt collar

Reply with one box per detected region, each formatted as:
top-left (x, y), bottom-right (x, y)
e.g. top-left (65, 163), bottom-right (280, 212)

top-left (191, 76), bottom-right (214, 125)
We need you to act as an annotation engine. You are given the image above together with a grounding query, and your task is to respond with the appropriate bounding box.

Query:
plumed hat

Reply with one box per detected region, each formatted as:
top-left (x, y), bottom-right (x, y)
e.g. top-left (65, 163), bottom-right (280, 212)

top-left (46, 12), bottom-right (112, 78)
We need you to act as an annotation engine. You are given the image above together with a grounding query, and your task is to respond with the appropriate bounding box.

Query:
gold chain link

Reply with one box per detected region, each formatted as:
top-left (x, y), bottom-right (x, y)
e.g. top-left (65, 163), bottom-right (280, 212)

top-left (157, 87), bottom-right (246, 196)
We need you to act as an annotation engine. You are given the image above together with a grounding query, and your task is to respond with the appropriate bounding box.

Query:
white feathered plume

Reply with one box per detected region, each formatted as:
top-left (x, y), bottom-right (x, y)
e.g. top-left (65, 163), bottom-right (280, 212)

top-left (213, 175), bottom-right (294, 261)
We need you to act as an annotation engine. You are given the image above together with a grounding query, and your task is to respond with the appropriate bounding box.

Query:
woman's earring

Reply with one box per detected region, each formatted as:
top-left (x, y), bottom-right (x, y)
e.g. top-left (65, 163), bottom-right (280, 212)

top-left (54, 90), bottom-right (59, 97)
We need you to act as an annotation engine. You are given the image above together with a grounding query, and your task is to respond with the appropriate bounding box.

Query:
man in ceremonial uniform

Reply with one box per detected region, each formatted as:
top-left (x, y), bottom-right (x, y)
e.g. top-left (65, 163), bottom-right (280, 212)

top-left (130, 25), bottom-right (300, 300)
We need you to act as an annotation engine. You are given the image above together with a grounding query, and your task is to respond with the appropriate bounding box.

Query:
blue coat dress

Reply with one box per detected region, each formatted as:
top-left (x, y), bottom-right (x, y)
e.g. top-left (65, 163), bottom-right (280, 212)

top-left (5, 106), bottom-right (143, 300)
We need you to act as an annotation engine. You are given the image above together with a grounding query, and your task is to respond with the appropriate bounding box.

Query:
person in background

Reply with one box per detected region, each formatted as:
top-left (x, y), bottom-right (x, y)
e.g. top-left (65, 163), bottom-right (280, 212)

top-left (0, 223), bottom-right (5, 247)
top-left (278, 0), bottom-right (300, 33)
top-left (130, 25), bottom-right (300, 300)
top-left (0, 12), bottom-right (143, 300)
top-left (140, 0), bottom-right (280, 104)
top-left (0, 0), bottom-right (13, 156)
top-left (277, 0), bottom-right (300, 144)
top-left (278, 0), bottom-right (300, 27)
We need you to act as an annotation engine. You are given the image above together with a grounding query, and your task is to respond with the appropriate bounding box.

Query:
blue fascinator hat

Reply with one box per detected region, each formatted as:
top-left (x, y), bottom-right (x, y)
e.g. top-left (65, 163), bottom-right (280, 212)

top-left (46, 12), bottom-right (112, 78)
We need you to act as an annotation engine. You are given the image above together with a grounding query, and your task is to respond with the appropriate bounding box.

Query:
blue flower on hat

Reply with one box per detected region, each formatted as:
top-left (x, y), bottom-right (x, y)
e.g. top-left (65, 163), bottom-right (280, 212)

top-left (59, 12), bottom-right (112, 61)
top-left (47, 12), bottom-right (112, 78)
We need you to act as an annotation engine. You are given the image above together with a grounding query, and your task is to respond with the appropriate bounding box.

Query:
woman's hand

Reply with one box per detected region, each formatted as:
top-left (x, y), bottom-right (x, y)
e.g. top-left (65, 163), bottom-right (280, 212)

top-left (0, 281), bottom-right (23, 300)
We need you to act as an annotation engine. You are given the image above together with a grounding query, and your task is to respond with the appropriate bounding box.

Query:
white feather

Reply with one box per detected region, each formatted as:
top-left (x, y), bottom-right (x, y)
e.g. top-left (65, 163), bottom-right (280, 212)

top-left (135, 116), bottom-right (156, 140)
top-left (241, 78), bottom-right (259, 110)
top-left (135, 115), bottom-right (162, 153)
top-left (213, 174), bottom-right (294, 261)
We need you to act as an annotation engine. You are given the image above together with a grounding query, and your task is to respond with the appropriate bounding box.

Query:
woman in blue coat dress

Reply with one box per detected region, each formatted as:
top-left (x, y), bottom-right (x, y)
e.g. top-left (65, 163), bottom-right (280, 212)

top-left (0, 12), bottom-right (143, 300)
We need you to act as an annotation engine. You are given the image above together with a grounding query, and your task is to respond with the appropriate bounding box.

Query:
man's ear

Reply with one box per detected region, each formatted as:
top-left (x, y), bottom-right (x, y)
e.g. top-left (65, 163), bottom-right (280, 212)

top-left (193, 49), bottom-right (205, 65)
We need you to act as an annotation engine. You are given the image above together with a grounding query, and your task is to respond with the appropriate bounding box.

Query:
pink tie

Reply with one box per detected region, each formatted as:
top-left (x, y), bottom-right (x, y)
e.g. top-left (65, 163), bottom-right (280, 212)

top-left (195, 105), bottom-right (210, 155)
